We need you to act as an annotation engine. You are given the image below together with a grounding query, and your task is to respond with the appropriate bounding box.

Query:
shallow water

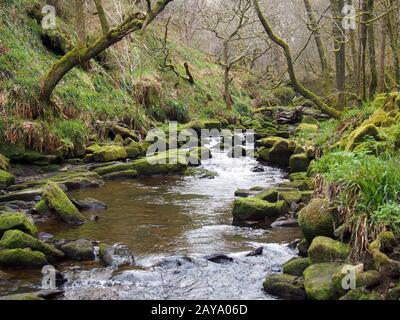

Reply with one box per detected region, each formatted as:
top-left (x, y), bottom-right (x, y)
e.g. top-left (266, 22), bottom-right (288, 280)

top-left (1, 137), bottom-right (302, 299)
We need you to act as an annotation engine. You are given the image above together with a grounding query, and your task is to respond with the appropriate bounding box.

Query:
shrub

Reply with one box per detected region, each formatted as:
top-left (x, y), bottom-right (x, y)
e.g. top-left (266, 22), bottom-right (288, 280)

top-left (272, 86), bottom-right (296, 106)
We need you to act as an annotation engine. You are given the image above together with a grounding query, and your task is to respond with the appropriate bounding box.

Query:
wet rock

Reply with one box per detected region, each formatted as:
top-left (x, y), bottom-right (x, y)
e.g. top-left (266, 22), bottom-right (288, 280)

top-left (308, 236), bottom-right (350, 264)
top-left (298, 198), bottom-right (335, 243)
top-left (0, 248), bottom-right (47, 267)
top-left (289, 153), bottom-right (311, 173)
top-left (92, 145), bottom-right (128, 163)
top-left (204, 254), bottom-right (233, 264)
top-left (251, 164), bottom-right (265, 173)
top-left (271, 218), bottom-right (299, 228)
top-left (263, 274), bottom-right (306, 300)
top-left (103, 169), bottom-right (138, 180)
top-left (234, 189), bottom-right (259, 198)
top-left (124, 142), bottom-right (142, 159)
top-left (0, 230), bottom-right (64, 259)
top-left (386, 285), bottom-right (400, 300)
top-left (184, 168), bottom-right (218, 179)
top-left (38, 232), bottom-right (54, 241)
top-left (303, 262), bottom-right (344, 300)
top-left (0, 212), bottom-right (38, 237)
top-left (0, 289), bottom-right (64, 300)
top-left (232, 198), bottom-right (287, 224)
top-left (340, 288), bottom-right (382, 300)
top-left (60, 239), bottom-right (95, 261)
top-left (71, 198), bottom-right (107, 211)
top-left (0, 189), bottom-right (44, 203)
top-left (288, 238), bottom-right (302, 250)
top-left (0, 170), bottom-right (15, 190)
top-left (297, 239), bottom-right (310, 257)
top-left (246, 247), bottom-right (263, 257)
top-left (99, 243), bottom-right (134, 267)
top-left (283, 257), bottom-right (311, 277)
top-left (41, 182), bottom-right (86, 225)
top-left (153, 256), bottom-right (195, 268)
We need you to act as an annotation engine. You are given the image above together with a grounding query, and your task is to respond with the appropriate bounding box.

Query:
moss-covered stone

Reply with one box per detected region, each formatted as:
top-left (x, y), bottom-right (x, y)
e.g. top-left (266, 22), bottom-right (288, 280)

top-left (308, 237), bottom-right (350, 263)
top-left (295, 123), bottom-right (318, 134)
top-left (303, 263), bottom-right (344, 300)
top-left (339, 289), bottom-right (382, 300)
top-left (232, 198), bottom-right (287, 223)
top-left (386, 285), bottom-right (400, 300)
top-left (297, 239), bottom-right (310, 257)
top-left (0, 248), bottom-right (47, 267)
top-left (257, 137), bottom-right (286, 148)
top-left (60, 239), bottom-right (95, 261)
top-left (124, 142), bottom-right (142, 159)
top-left (0, 154), bottom-right (9, 171)
top-left (301, 115), bottom-right (319, 125)
top-left (363, 109), bottom-right (395, 128)
top-left (42, 181), bottom-right (86, 224)
top-left (263, 274), bottom-right (306, 300)
top-left (267, 140), bottom-right (293, 166)
top-left (0, 230), bottom-right (64, 259)
top-left (0, 213), bottom-right (38, 237)
top-left (86, 143), bottom-right (102, 154)
top-left (272, 86), bottom-right (296, 105)
top-left (34, 199), bottom-right (50, 215)
top-left (298, 198), bottom-right (335, 242)
top-left (289, 153), bottom-right (311, 173)
top-left (346, 124), bottom-right (380, 151)
top-left (0, 293), bottom-right (44, 300)
top-left (103, 169), bottom-right (138, 180)
top-left (92, 145), bottom-right (128, 162)
top-left (0, 170), bottom-right (15, 189)
top-left (283, 257), bottom-right (311, 277)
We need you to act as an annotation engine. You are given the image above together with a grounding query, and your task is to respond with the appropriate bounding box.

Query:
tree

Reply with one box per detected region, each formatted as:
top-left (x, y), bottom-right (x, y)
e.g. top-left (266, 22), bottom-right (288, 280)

top-left (94, 0), bottom-right (110, 35)
top-left (366, 0), bottom-right (377, 98)
top-left (39, 0), bottom-right (174, 105)
top-left (252, 0), bottom-right (341, 119)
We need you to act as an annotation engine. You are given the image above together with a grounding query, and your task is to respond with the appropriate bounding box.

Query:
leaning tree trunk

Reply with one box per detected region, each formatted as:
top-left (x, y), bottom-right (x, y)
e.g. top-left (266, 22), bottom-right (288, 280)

top-left (366, 0), bottom-right (377, 99)
top-left (331, 0), bottom-right (346, 110)
top-left (252, 0), bottom-right (341, 119)
top-left (39, 0), bottom-right (174, 104)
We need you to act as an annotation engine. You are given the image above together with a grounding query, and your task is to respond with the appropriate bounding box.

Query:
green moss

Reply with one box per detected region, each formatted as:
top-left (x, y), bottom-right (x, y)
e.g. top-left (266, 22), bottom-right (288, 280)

top-left (257, 136), bottom-right (286, 148)
top-left (0, 248), bottom-right (47, 267)
top-left (0, 154), bottom-right (9, 171)
top-left (42, 181), bottom-right (86, 224)
top-left (92, 145), bottom-right (128, 163)
top-left (60, 239), bottom-right (95, 261)
top-left (103, 169), bottom-right (138, 180)
top-left (34, 199), bottom-right (50, 215)
top-left (232, 198), bottom-right (287, 223)
top-left (296, 123), bottom-right (319, 134)
top-left (283, 257), bottom-right (311, 277)
top-left (301, 115), bottom-right (319, 125)
top-left (272, 86), bottom-right (296, 105)
top-left (0, 170), bottom-right (15, 189)
top-left (0, 229), bottom-right (64, 258)
top-left (345, 124), bottom-right (380, 151)
top-left (263, 274), bottom-right (306, 300)
top-left (0, 212), bottom-right (38, 237)
top-left (308, 237), bottom-right (350, 263)
top-left (340, 289), bottom-right (382, 300)
top-left (289, 153), bottom-right (311, 173)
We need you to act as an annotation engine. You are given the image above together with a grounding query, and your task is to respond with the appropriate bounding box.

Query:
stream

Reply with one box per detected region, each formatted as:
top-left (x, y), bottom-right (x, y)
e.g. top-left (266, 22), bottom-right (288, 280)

top-left (1, 136), bottom-right (302, 300)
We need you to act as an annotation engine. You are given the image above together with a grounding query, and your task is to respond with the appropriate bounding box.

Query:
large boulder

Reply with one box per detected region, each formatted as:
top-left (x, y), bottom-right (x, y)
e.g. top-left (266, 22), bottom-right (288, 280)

top-left (232, 198), bottom-right (287, 224)
top-left (0, 248), bottom-right (47, 267)
top-left (283, 257), bottom-right (311, 277)
top-left (0, 230), bottom-right (63, 259)
top-left (92, 146), bottom-right (128, 162)
top-left (0, 170), bottom-right (15, 189)
top-left (303, 263), bottom-right (344, 300)
top-left (267, 140), bottom-right (294, 166)
top-left (0, 212), bottom-right (38, 237)
top-left (41, 181), bottom-right (86, 224)
top-left (60, 239), bottom-right (95, 261)
top-left (308, 237), bottom-right (350, 263)
top-left (289, 153), bottom-right (311, 173)
top-left (263, 274), bottom-right (306, 300)
top-left (298, 198), bottom-right (335, 243)
top-left (346, 124), bottom-right (380, 151)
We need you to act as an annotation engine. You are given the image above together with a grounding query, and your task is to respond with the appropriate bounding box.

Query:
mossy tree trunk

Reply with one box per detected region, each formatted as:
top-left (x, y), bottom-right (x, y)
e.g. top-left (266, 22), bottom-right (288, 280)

top-left (386, 0), bottom-right (400, 86)
top-left (94, 0), bottom-right (109, 35)
top-left (378, 21), bottom-right (387, 93)
top-left (252, 0), bottom-right (341, 119)
top-left (366, 0), bottom-right (377, 99)
top-left (39, 0), bottom-right (174, 104)
top-left (359, 0), bottom-right (368, 100)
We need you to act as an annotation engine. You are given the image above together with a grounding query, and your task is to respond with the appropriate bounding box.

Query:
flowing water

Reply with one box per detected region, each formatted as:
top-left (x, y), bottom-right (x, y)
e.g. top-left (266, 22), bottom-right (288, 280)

top-left (0, 136), bottom-right (302, 299)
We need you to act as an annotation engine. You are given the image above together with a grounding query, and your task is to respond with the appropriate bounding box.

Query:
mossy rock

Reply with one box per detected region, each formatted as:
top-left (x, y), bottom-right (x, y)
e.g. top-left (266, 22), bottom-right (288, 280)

top-left (60, 239), bottom-right (95, 261)
top-left (272, 87), bottom-right (296, 105)
top-left (42, 181), bottom-right (86, 225)
top-left (184, 168), bottom-right (218, 179)
top-left (308, 237), bottom-right (350, 263)
top-left (353, 140), bottom-right (388, 155)
top-left (131, 154), bottom-right (188, 175)
top-left (232, 198), bottom-right (287, 223)
top-left (0, 212), bottom-right (38, 237)
top-left (0, 293), bottom-right (44, 300)
top-left (386, 285), bottom-right (400, 300)
top-left (363, 109), bottom-right (395, 127)
top-left (289, 172), bottom-right (309, 182)
top-left (283, 257), bottom-right (311, 277)
top-left (256, 188), bottom-right (279, 202)
top-left (0, 248), bottom-right (47, 267)
top-left (124, 142), bottom-right (142, 159)
top-left (258, 147), bottom-right (271, 162)
top-left (92, 145), bottom-right (128, 162)
top-left (103, 169), bottom-right (138, 180)
top-left (333, 269), bottom-right (381, 294)
top-left (267, 140), bottom-right (293, 166)
top-left (113, 134), bottom-right (124, 145)
top-left (0, 154), bottom-right (9, 171)
top-left (345, 124), bottom-right (380, 151)
top-left (34, 199), bottom-right (50, 215)
top-left (339, 288), bottom-right (382, 300)
top-left (301, 116), bottom-right (319, 125)
top-left (303, 263), bottom-right (344, 300)
top-left (295, 123), bottom-right (318, 134)
top-left (289, 153), bottom-right (311, 173)
top-left (86, 144), bottom-right (102, 154)
top-left (257, 136), bottom-right (286, 148)
top-left (298, 198), bottom-right (335, 243)
top-left (0, 230), bottom-right (63, 259)
top-left (263, 274), bottom-right (306, 300)
top-left (0, 170), bottom-right (15, 189)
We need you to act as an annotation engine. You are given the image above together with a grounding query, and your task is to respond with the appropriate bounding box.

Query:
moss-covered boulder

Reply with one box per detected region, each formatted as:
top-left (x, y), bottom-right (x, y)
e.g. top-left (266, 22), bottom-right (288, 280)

top-left (263, 274), bottom-right (306, 300)
top-left (308, 237), bottom-right (350, 263)
top-left (92, 145), bottom-right (128, 162)
top-left (303, 263), bottom-right (344, 300)
top-left (272, 86), bottom-right (296, 105)
top-left (0, 154), bottom-right (9, 171)
top-left (297, 239), bottom-right (310, 257)
top-left (301, 115), bottom-right (319, 125)
top-left (298, 198), bottom-right (335, 243)
top-left (295, 123), bottom-right (318, 134)
top-left (289, 153), bottom-right (311, 173)
top-left (0, 230), bottom-right (63, 259)
top-left (0, 213), bottom-right (38, 237)
top-left (0, 170), bottom-right (15, 189)
top-left (339, 289), bottom-right (382, 300)
top-left (42, 181), bottom-right (86, 224)
top-left (283, 257), bottom-right (311, 277)
top-left (267, 140), bottom-right (294, 166)
top-left (257, 136), bottom-right (286, 148)
top-left (346, 124), bottom-right (380, 151)
top-left (60, 239), bottom-right (95, 261)
top-left (0, 248), bottom-right (47, 267)
top-left (232, 198), bottom-right (287, 224)
top-left (131, 154), bottom-right (188, 175)
top-left (124, 142), bottom-right (142, 159)
top-left (103, 169), bottom-right (138, 180)
top-left (364, 109), bottom-right (395, 128)
top-left (386, 285), bottom-right (400, 300)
